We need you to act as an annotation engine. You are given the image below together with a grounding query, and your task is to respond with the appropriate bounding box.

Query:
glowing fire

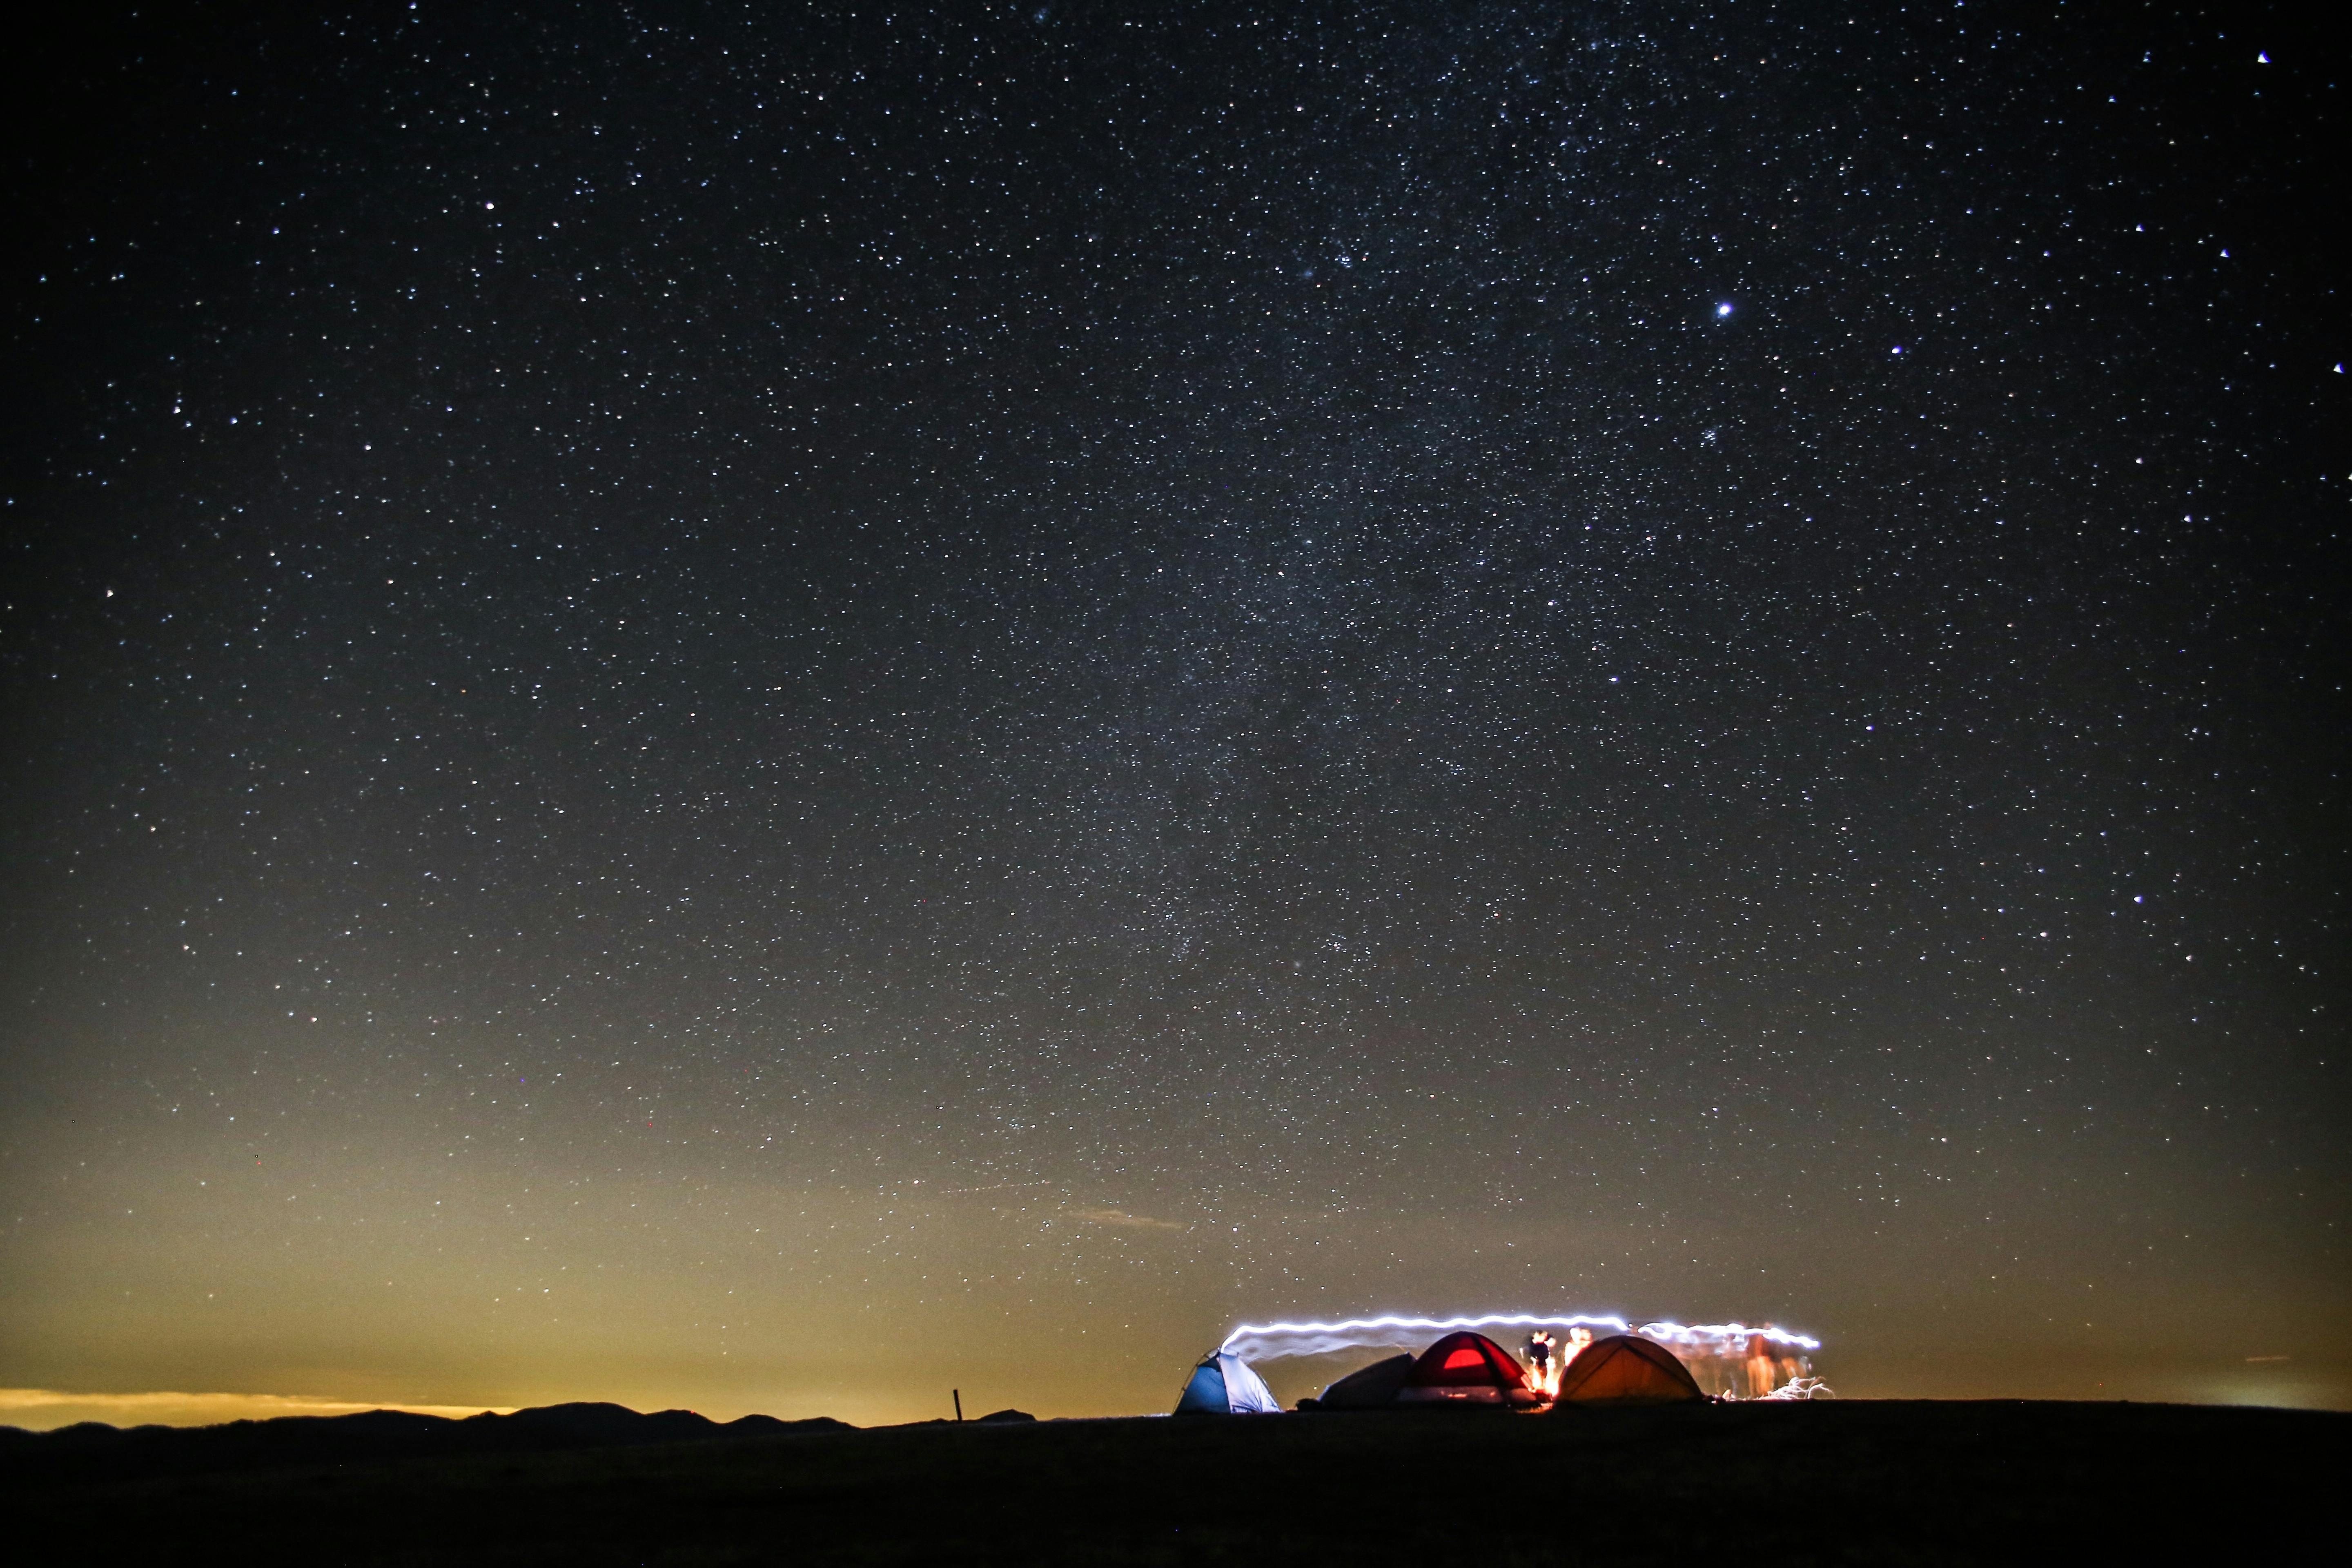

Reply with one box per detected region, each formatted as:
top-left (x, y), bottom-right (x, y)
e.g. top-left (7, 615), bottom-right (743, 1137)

top-left (1221, 1312), bottom-right (1825, 1400)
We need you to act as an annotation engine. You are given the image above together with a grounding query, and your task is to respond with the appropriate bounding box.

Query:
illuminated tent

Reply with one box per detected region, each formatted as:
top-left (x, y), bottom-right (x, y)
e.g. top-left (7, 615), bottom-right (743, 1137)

top-left (1396, 1331), bottom-right (1539, 1407)
top-left (1173, 1351), bottom-right (1284, 1415)
top-left (1550, 1334), bottom-right (1706, 1406)
top-left (1307, 1353), bottom-right (1415, 1410)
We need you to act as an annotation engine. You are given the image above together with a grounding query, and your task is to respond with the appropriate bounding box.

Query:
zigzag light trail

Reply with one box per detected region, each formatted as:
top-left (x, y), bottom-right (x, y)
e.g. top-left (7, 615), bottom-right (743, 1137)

top-left (1219, 1314), bottom-right (1822, 1363)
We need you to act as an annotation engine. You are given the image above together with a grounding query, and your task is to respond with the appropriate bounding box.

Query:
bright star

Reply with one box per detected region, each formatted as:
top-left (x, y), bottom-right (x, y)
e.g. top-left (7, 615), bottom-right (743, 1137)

top-left (1716, 302), bottom-right (1733, 317)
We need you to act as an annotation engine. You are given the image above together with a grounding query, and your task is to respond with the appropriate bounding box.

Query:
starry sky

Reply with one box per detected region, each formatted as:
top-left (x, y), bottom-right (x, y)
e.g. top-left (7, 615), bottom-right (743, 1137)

top-left (2, 2), bottom-right (2343, 1427)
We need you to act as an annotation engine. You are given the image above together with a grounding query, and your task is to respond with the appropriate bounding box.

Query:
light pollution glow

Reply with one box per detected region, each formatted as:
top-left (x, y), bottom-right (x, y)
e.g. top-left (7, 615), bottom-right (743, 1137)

top-left (0, 1388), bottom-right (512, 1432)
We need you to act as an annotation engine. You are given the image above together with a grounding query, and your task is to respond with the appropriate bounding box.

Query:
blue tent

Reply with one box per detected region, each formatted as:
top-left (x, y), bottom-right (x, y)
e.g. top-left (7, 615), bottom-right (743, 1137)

top-left (1174, 1351), bottom-right (1283, 1414)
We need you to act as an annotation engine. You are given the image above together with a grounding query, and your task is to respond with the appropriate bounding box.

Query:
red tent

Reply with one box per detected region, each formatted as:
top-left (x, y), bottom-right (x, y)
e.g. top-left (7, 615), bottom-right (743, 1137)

top-left (1550, 1334), bottom-right (1706, 1406)
top-left (1396, 1330), bottom-right (1540, 1407)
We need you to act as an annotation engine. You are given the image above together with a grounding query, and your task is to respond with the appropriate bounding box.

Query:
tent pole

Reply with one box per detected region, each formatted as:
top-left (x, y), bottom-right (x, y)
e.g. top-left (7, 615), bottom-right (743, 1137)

top-left (953, 1389), bottom-right (963, 1422)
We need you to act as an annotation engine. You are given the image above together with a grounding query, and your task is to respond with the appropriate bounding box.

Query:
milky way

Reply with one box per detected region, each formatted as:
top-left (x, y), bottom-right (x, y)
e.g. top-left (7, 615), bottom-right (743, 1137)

top-left (2, 4), bottom-right (2341, 1423)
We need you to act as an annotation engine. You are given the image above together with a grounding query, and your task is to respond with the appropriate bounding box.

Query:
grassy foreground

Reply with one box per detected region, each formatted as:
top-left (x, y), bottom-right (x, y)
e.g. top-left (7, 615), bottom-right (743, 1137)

top-left (11, 1399), bottom-right (2343, 1565)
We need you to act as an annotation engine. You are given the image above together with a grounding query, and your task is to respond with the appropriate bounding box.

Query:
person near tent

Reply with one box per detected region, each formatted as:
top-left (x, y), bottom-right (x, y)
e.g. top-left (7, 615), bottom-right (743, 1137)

top-left (1524, 1330), bottom-right (1558, 1399)
top-left (1745, 1334), bottom-right (1778, 1399)
top-left (1562, 1325), bottom-right (1593, 1370)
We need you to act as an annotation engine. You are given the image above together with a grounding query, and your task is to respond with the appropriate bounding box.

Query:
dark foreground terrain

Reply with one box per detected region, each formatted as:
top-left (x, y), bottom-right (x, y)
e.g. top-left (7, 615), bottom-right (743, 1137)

top-left (7, 1398), bottom-right (2342, 1565)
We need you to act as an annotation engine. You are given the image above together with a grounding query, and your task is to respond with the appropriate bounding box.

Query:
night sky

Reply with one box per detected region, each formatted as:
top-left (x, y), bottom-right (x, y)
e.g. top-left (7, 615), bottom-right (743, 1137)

top-left (3, 2), bottom-right (2343, 1428)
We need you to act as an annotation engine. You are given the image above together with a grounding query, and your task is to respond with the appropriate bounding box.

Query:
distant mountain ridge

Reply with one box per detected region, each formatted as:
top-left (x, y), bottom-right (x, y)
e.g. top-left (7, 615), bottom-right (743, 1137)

top-left (0, 1401), bottom-right (850, 1483)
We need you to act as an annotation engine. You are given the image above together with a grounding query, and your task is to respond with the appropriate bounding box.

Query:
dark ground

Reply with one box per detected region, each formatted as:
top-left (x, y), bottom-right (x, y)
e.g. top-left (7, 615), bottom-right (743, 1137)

top-left (7, 1398), bottom-right (2344, 1564)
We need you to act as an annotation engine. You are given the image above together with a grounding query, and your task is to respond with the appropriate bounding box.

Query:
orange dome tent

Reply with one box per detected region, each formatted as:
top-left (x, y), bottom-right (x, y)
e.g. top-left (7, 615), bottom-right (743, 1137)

top-left (1550, 1334), bottom-right (1706, 1406)
top-left (1397, 1330), bottom-right (1540, 1407)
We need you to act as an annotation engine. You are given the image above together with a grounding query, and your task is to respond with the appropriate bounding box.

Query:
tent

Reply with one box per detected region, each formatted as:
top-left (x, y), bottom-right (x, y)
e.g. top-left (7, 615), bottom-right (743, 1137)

top-left (1174, 1351), bottom-right (1284, 1415)
top-left (1305, 1353), bottom-right (1415, 1410)
top-left (1550, 1334), bottom-right (1706, 1406)
top-left (1396, 1330), bottom-right (1540, 1407)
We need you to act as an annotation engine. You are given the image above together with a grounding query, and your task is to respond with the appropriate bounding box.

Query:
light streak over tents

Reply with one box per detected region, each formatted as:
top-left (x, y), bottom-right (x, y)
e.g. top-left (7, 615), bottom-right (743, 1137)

top-left (1220, 1313), bottom-right (1820, 1363)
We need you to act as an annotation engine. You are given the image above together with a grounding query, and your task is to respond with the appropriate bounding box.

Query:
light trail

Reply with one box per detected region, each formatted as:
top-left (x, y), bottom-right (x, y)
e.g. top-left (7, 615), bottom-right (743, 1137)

top-left (1218, 1312), bottom-right (1821, 1362)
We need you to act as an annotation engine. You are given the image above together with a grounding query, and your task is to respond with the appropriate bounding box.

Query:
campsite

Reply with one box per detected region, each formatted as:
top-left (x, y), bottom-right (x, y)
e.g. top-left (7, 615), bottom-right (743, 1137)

top-left (12, 1316), bottom-right (2344, 1561)
top-left (10, 1327), bottom-right (2344, 1561)
top-left (4, 1326), bottom-right (2333, 1561)
top-left (9, 1382), bottom-right (2344, 1564)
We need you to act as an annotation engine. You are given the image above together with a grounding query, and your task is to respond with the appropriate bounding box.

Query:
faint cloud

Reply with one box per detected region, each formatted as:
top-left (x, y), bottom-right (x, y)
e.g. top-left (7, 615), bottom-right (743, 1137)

top-left (1064, 1206), bottom-right (1190, 1232)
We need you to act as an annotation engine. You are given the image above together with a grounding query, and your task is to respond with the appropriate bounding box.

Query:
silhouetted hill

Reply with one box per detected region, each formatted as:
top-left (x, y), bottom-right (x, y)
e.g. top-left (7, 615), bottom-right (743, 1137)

top-left (4, 1399), bottom-right (2345, 1564)
top-left (0, 1400), bottom-right (846, 1483)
